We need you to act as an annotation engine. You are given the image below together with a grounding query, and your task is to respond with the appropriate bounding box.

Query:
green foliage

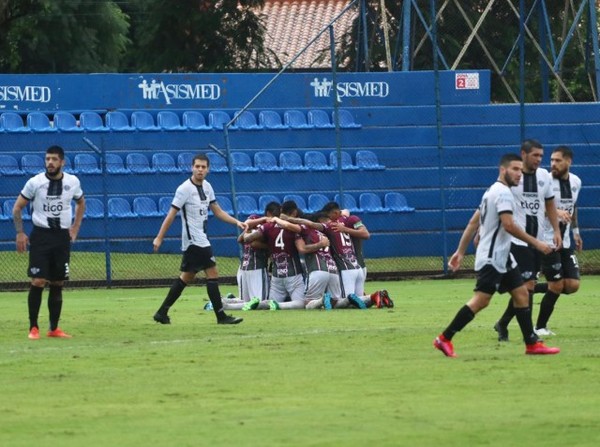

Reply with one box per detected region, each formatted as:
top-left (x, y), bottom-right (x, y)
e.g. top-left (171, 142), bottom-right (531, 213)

top-left (1, 278), bottom-right (600, 446)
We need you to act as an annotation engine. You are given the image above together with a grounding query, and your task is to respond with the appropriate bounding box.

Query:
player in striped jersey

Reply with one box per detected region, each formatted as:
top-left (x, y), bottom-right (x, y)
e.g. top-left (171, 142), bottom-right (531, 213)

top-left (434, 153), bottom-right (559, 357)
top-left (13, 145), bottom-right (86, 339)
top-left (534, 146), bottom-right (582, 336)
top-left (494, 139), bottom-right (562, 341)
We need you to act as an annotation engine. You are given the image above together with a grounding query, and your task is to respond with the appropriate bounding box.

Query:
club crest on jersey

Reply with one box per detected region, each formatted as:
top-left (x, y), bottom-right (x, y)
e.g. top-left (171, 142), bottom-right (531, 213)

top-left (538, 180), bottom-right (545, 187)
top-left (30, 267), bottom-right (40, 275)
top-left (64, 185), bottom-right (71, 191)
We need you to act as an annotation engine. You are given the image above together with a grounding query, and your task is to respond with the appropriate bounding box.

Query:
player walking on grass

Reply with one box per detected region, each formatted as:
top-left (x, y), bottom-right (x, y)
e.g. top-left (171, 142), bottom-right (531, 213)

top-left (152, 153), bottom-right (246, 325)
top-left (13, 145), bottom-right (86, 340)
top-left (434, 153), bottom-right (560, 357)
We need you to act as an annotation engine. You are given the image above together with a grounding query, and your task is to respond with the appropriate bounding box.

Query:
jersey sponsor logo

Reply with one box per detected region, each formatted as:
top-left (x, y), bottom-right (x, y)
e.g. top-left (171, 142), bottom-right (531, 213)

top-left (0, 85), bottom-right (51, 103)
top-left (43, 200), bottom-right (64, 217)
top-left (137, 78), bottom-right (220, 105)
top-left (520, 193), bottom-right (541, 215)
top-left (310, 77), bottom-right (389, 102)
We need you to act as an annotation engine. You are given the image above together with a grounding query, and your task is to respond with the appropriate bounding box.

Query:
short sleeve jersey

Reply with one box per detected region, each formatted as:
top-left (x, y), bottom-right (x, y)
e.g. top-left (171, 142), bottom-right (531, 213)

top-left (475, 181), bottom-right (516, 273)
top-left (240, 234), bottom-right (269, 271)
top-left (542, 173), bottom-right (581, 249)
top-left (321, 221), bottom-right (361, 270)
top-left (510, 168), bottom-right (554, 246)
top-left (259, 221), bottom-right (303, 278)
top-left (20, 172), bottom-right (83, 229)
top-left (342, 215), bottom-right (366, 268)
top-left (299, 224), bottom-right (338, 274)
top-left (171, 178), bottom-right (215, 250)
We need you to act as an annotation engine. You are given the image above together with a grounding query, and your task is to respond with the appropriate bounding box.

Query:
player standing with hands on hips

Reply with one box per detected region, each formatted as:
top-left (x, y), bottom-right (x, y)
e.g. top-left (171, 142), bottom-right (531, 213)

top-left (152, 153), bottom-right (246, 325)
top-left (13, 145), bottom-right (86, 340)
top-left (433, 153), bottom-right (560, 357)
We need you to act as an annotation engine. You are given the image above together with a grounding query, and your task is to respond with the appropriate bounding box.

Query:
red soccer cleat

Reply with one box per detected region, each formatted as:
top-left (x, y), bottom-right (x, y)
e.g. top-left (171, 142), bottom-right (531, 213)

top-left (28, 327), bottom-right (40, 340)
top-left (370, 291), bottom-right (382, 308)
top-left (433, 334), bottom-right (457, 358)
top-left (380, 289), bottom-right (394, 308)
top-left (525, 341), bottom-right (560, 355)
top-left (47, 328), bottom-right (72, 338)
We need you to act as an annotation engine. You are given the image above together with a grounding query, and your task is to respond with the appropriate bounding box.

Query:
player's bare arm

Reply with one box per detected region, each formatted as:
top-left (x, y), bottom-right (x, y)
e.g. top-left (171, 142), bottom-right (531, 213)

top-left (572, 206), bottom-right (583, 251)
top-left (70, 196), bottom-right (86, 242)
top-left (211, 202), bottom-right (247, 231)
top-left (448, 209), bottom-right (480, 272)
top-left (500, 213), bottom-right (553, 255)
top-left (12, 195), bottom-right (30, 253)
top-left (545, 197), bottom-right (563, 249)
top-left (153, 207), bottom-right (178, 252)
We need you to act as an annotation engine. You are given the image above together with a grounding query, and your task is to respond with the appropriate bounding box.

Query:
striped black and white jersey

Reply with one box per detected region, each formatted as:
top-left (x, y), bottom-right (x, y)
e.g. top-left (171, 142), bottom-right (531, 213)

top-left (171, 179), bottom-right (215, 250)
top-left (542, 173), bottom-right (582, 249)
top-left (510, 168), bottom-right (554, 247)
top-left (20, 172), bottom-right (83, 230)
top-left (475, 181), bottom-right (517, 273)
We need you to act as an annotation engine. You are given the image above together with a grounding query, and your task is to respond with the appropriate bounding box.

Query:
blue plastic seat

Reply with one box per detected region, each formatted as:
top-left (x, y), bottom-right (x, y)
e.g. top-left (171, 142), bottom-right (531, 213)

top-left (0, 201), bottom-right (10, 221)
top-left (258, 110), bottom-right (289, 129)
top-left (304, 151), bottom-right (333, 171)
top-left (334, 193), bottom-right (360, 212)
top-left (126, 153), bottom-right (153, 173)
top-left (152, 152), bottom-right (179, 173)
top-left (159, 197), bottom-right (173, 215)
top-left (106, 111), bottom-right (135, 131)
top-left (182, 111), bottom-right (211, 131)
top-left (0, 112), bottom-right (29, 133)
top-left (80, 111), bottom-right (109, 131)
top-left (157, 111), bottom-right (186, 131)
top-left (308, 109), bottom-right (335, 129)
top-left (105, 153), bottom-right (130, 174)
top-left (279, 151), bottom-right (308, 171)
top-left (332, 109), bottom-right (362, 129)
top-left (258, 194), bottom-right (280, 212)
top-left (84, 198), bottom-right (105, 218)
top-left (0, 155), bottom-right (24, 175)
top-left (359, 192), bottom-right (388, 212)
top-left (21, 154), bottom-right (45, 175)
top-left (356, 150), bottom-right (385, 170)
top-left (254, 151), bottom-right (282, 172)
top-left (329, 151), bottom-right (359, 171)
top-left (209, 111), bottom-right (236, 130)
top-left (4, 199), bottom-right (30, 220)
top-left (108, 197), bottom-right (136, 218)
top-left (216, 195), bottom-right (234, 214)
top-left (131, 111), bottom-right (160, 131)
top-left (206, 152), bottom-right (228, 172)
top-left (27, 112), bottom-right (57, 132)
top-left (62, 155), bottom-right (74, 174)
top-left (236, 195), bottom-right (258, 215)
top-left (177, 152), bottom-right (194, 173)
top-left (308, 193), bottom-right (329, 212)
top-left (133, 197), bottom-right (161, 217)
top-left (284, 110), bottom-right (313, 129)
top-left (73, 153), bottom-right (101, 174)
top-left (233, 111), bottom-right (262, 130)
top-left (283, 194), bottom-right (308, 212)
top-left (54, 112), bottom-right (83, 132)
top-left (231, 152), bottom-right (258, 172)
top-left (385, 192), bottom-right (415, 212)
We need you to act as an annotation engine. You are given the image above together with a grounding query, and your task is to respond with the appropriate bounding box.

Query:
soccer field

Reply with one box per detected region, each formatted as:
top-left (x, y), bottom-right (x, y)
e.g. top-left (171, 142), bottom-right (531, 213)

top-left (1, 278), bottom-right (599, 447)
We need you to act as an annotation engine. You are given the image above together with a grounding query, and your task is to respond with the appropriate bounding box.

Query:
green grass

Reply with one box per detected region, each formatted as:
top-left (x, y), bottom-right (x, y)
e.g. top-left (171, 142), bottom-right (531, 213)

top-left (1, 278), bottom-right (600, 446)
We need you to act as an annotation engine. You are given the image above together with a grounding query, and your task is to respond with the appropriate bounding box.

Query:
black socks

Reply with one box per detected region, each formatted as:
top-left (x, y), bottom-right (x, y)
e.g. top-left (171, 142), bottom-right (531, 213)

top-left (158, 278), bottom-right (187, 314)
top-left (207, 278), bottom-right (226, 320)
top-left (514, 306), bottom-right (538, 344)
top-left (536, 291), bottom-right (560, 329)
top-left (442, 305), bottom-right (475, 341)
top-left (48, 285), bottom-right (63, 331)
top-left (28, 285), bottom-right (44, 330)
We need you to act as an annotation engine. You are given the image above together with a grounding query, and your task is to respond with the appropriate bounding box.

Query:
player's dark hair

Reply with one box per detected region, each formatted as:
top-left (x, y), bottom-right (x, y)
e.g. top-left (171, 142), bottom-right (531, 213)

top-left (321, 202), bottom-right (341, 214)
top-left (553, 145), bottom-right (573, 161)
top-left (265, 201), bottom-right (281, 217)
top-left (521, 139), bottom-right (543, 154)
top-left (500, 153), bottom-right (522, 167)
top-left (281, 200), bottom-right (298, 215)
top-left (193, 153), bottom-right (209, 167)
top-left (46, 145), bottom-right (65, 160)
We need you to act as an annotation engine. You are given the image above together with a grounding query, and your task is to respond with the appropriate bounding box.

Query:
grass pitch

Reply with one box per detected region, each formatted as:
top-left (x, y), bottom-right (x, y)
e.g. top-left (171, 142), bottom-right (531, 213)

top-left (1, 278), bottom-right (600, 447)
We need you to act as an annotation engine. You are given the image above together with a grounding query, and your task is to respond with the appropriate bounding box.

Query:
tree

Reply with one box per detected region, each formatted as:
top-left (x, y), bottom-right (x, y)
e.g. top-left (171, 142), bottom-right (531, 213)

top-left (0, 0), bottom-right (130, 73)
top-left (131, 0), bottom-right (279, 72)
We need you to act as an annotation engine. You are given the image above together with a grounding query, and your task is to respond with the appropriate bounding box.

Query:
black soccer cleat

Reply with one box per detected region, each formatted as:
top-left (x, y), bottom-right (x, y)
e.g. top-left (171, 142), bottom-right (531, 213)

top-left (217, 314), bottom-right (243, 325)
top-left (153, 312), bottom-right (171, 324)
top-left (494, 321), bottom-right (509, 342)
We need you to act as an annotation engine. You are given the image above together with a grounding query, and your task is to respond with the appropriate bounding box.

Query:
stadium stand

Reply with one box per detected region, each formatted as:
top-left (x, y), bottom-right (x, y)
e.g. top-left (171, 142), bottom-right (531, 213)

top-left (80, 111), bottom-right (109, 132)
top-left (157, 111), bottom-right (186, 131)
top-left (108, 197), bottom-right (136, 218)
top-left (0, 112), bottom-right (29, 133)
top-left (283, 194), bottom-right (308, 211)
top-left (133, 197), bottom-right (161, 217)
top-left (359, 192), bottom-right (388, 213)
top-left (209, 111), bottom-right (235, 130)
top-left (332, 109), bottom-right (362, 129)
top-left (54, 112), bottom-right (83, 132)
top-left (258, 194), bottom-right (280, 212)
top-left (254, 151), bottom-right (283, 171)
top-left (131, 111), bottom-right (160, 131)
top-left (308, 193), bottom-right (329, 212)
top-left (126, 153), bottom-right (153, 173)
top-left (105, 153), bottom-right (130, 174)
top-left (384, 192), bottom-right (415, 212)
top-left (355, 150), bottom-right (385, 170)
top-left (20, 154), bottom-right (45, 175)
top-left (231, 152), bottom-right (259, 172)
top-left (182, 111), bottom-right (211, 131)
top-left (152, 153), bottom-right (180, 173)
top-left (258, 110), bottom-right (289, 129)
top-left (27, 112), bottom-right (57, 132)
top-left (280, 151), bottom-right (308, 171)
top-left (106, 111), bottom-right (135, 131)
top-left (308, 109), bottom-right (335, 129)
top-left (234, 111), bottom-right (262, 130)
top-left (329, 151), bottom-right (359, 170)
top-left (0, 155), bottom-right (23, 175)
top-left (74, 153), bottom-right (101, 174)
top-left (304, 151), bottom-right (333, 171)
top-left (284, 110), bottom-right (313, 129)
top-left (84, 198), bottom-right (105, 218)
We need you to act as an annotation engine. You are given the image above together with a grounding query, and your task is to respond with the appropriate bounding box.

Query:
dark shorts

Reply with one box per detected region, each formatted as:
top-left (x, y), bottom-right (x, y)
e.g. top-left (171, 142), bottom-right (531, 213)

top-left (541, 248), bottom-right (580, 282)
top-left (510, 243), bottom-right (540, 282)
top-left (28, 227), bottom-right (71, 281)
top-left (474, 264), bottom-right (524, 295)
top-left (180, 244), bottom-right (216, 273)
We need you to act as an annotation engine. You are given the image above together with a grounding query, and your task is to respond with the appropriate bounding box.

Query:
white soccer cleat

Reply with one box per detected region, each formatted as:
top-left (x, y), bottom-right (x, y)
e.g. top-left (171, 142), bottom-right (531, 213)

top-left (534, 327), bottom-right (556, 337)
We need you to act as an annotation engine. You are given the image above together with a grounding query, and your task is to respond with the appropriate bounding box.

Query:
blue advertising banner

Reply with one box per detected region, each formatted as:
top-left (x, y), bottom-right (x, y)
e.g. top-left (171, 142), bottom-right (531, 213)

top-left (0, 70), bottom-right (490, 112)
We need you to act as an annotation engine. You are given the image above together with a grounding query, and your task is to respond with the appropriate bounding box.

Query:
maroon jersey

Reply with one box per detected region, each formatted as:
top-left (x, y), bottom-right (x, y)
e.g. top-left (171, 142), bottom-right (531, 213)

top-left (343, 215), bottom-right (366, 268)
top-left (321, 220), bottom-right (361, 270)
top-left (259, 221), bottom-right (303, 278)
top-left (299, 225), bottom-right (337, 273)
top-left (240, 240), bottom-right (268, 271)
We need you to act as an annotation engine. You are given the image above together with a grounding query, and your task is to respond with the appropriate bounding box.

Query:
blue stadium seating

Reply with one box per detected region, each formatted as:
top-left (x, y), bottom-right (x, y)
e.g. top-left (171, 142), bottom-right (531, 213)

top-left (0, 155), bottom-right (23, 175)
top-left (304, 151), bottom-right (333, 171)
top-left (54, 112), bottom-right (83, 132)
top-left (74, 153), bottom-right (101, 174)
top-left (258, 194), bottom-right (280, 212)
top-left (206, 152), bottom-right (228, 172)
top-left (105, 153), bottom-right (130, 174)
top-left (283, 194), bottom-right (308, 212)
top-left (182, 111), bottom-right (211, 131)
top-left (157, 111), bottom-right (186, 131)
top-left (235, 195), bottom-right (258, 215)
top-left (106, 111), bottom-right (135, 131)
top-left (359, 193), bottom-right (388, 213)
top-left (384, 192), bottom-right (415, 212)
top-left (21, 154), bottom-right (45, 175)
top-left (152, 152), bottom-right (179, 173)
top-left (4, 199), bottom-right (30, 220)
top-left (133, 197), bottom-right (161, 217)
top-left (231, 152), bottom-right (258, 172)
top-left (329, 151), bottom-right (359, 170)
top-left (334, 193), bottom-right (360, 212)
top-left (258, 110), bottom-right (289, 129)
top-left (158, 196), bottom-right (173, 215)
top-left (280, 151), bottom-right (308, 171)
top-left (177, 152), bottom-right (193, 173)
top-left (80, 111), bottom-right (109, 132)
top-left (254, 151), bottom-right (282, 171)
top-left (27, 112), bottom-right (57, 132)
top-left (284, 110), bottom-right (313, 129)
top-left (131, 111), bottom-right (160, 131)
top-left (0, 112), bottom-right (29, 133)
top-left (356, 150), bottom-right (385, 170)
top-left (332, 109), bottom-right (362, 129)
top-left (308, 193), bottom-right (329, 212)
top-left (234, 111), bottom-right (262, 130)
top-left (84, 198), bottom-right (105, 218)
top-left (126, 153), bottom-right (153, 173)
top-left (308, 109), bottom-right (335, 129)
top-left (216, 195), bottom-right (234, 214)
top-left (108, 197), bottom-right (136, 218)
top-left (209, 111), bottom-right (236, 130)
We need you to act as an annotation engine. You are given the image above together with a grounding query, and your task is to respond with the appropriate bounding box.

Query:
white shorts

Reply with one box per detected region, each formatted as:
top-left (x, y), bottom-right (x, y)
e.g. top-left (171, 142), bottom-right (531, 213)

top-left (237, 267), bottom-right (269, 302)
top-left (304, 271), bottom-right (341, 300)
top-left (340, 269), bottom-right (364, 297)
top-left (269, 275), bottom-right (305, 302)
